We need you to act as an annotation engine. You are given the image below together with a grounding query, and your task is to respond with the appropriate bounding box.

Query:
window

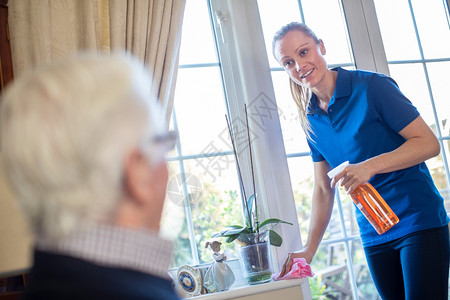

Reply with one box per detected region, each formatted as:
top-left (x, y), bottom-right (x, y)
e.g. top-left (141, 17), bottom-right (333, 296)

top-left (160, 0), bottom-right (244, 268)
top-left (162, 0), bottom-right (450, 299)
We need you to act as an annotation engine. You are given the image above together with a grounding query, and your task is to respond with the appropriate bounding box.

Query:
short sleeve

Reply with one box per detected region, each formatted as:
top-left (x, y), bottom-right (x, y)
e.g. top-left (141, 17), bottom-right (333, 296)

top-left (369, 74), bottom-right (420, 133)
top-left (307, 138), bottom-right (325, 162)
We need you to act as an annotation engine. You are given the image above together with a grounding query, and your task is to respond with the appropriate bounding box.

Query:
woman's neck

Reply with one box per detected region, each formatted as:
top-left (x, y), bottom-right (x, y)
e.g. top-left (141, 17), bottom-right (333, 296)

top-left (312, 69), bottom-right (337, 112)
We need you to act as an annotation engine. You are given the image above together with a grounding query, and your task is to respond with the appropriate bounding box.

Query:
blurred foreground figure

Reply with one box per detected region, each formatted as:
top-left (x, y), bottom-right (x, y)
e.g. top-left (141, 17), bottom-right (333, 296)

top-left (1, 53), bottom-right (180, 300)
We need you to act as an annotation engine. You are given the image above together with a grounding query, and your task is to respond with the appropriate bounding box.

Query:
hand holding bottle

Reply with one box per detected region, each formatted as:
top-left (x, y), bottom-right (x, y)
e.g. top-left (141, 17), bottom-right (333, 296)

top-left (328, 161), bottom-right (399, 235)
top-left (329, 161), bottom-right (373, 194)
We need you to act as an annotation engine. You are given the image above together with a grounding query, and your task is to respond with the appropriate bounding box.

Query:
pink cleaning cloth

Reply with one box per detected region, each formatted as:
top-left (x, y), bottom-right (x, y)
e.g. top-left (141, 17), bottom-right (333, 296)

top-left (271, 258), bottom-right (314, 281)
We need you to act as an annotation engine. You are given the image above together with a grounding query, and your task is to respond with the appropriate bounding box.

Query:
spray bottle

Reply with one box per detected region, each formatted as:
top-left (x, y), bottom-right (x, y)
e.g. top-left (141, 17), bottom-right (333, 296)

top-left (327, 161), bottom-right (399, 235)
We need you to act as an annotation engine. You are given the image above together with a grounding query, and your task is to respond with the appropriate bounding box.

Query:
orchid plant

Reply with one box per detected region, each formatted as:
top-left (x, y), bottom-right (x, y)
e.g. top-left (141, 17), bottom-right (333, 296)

top-left (211, 105), bottom-right (292, 247)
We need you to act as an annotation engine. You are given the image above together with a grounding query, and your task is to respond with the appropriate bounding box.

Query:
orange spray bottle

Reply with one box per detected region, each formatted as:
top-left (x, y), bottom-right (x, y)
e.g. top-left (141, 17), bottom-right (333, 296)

top-left (327, 161), bottom-right (399, 235)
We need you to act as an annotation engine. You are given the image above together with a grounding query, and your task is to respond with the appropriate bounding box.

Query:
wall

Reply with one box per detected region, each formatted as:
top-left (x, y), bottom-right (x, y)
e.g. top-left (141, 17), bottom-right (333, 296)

top-left (0, 153), bottom-right (32, 276)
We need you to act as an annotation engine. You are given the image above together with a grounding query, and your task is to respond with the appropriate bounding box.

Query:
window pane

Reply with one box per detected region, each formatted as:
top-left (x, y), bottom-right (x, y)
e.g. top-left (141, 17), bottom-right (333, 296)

top-left (427, 61), bottom-right (450, 136)
top-left (167, 0), bottom-right (245, 270)
top-left (374, 0), bottom-right (421, 61)
top-left (174, 67), bottom-right (228, 156)
top-left (411, 0), bottom-right (450, 59)
top-left (178, 0), bottom-right (217, 65)
top-left (162, 161), bottom-right (193, 268)
top-left (288, 156), bottom-right (314, 245)
top-left (271, 71), bottom-right (310, 154)
top-left (258, 0), bottom-right (354, 67)
top-left (387, 63), bottom-right (435, 125)
top-left (288, 157), bottom-right (351, 243)
top-left (323, 206), bottom-right (345, 241)
top-left (184, 158), bottom-right (243, 264)
top-left (339, 192), bottom-right (360, 237)
top-left (301, 0), bottom-right (354, 66)
top-left (427, 153), bottom-right (450, 200)
top-left (351, 240), bottom-right (381, 300)
top-left (257, 0), bottom-right (302, 69)
top-left (314, 243), bottom-right (351, 299)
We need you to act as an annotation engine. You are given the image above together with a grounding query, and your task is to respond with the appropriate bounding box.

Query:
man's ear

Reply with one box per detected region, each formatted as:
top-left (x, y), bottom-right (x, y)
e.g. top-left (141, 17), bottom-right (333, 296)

top-left (319, 39), bottom-right (326, 55)
top-left (123, 148), bottom-right (150, 205)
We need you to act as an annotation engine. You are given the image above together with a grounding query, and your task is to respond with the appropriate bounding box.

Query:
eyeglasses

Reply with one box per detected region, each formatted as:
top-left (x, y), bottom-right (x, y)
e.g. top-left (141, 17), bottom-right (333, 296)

top-left (152, 130), bottom-right (177, 153)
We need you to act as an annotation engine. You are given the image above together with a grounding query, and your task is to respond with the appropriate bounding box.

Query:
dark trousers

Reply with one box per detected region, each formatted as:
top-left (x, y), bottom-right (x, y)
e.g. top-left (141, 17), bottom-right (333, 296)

top-left (364, 225), bottom-right (450, 300)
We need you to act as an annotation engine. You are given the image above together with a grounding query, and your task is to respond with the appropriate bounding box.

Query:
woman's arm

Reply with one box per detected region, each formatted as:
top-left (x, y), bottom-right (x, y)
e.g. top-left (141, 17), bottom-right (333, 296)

top-left (279, 160), bottom-right (335, 277)
top-left (332, 115), bottom-right (440, 193)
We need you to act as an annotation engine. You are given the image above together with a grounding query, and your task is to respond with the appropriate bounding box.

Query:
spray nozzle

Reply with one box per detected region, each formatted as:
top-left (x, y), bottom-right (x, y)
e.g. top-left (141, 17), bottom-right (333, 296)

top-left (327, 161), bottom-right (349, 179)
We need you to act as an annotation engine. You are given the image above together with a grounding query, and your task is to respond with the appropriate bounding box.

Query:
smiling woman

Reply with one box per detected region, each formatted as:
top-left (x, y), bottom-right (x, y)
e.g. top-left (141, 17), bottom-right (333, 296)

top-left (272, 17), bottom-right (449, 300)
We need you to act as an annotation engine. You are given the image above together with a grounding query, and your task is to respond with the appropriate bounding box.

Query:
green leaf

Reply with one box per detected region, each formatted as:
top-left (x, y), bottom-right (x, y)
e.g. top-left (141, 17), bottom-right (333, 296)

top-left (211, 225), bottom-right (254, 238)
top-left (269, 229), bottom-right (283, 247)
top-left (220, 225), bottom-right (245, 231)
top-left (244, 194), bottom-right (255, 228)
top-left (211, 225), bottom-right (244, 237)
top-left (225, 235), bottom-right (239, 243)
top-left (221, 227), bottom-right (248, 236)
top-left (247, 194), bottom-right (255, 216)
top-left (244, 216), bottom-right (252, 229)
top-left (258, 218), bottom-right (293, 229)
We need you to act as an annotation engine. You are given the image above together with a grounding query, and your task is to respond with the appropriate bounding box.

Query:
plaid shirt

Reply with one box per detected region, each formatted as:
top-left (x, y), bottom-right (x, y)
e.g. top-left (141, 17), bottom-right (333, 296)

top-left (36, 224), bottom-right (174, 279)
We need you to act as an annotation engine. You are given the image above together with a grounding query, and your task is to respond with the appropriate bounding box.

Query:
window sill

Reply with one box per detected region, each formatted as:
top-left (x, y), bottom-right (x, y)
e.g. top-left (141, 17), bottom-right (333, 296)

top-left (186, 278), bottom-right (304, 300)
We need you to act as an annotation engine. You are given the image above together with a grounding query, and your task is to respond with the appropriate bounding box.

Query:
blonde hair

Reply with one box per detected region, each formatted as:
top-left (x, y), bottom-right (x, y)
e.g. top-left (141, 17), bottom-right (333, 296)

top-left (273, 22), bottom-right (321, 139)
top-left (1, 53), bottom-right (166, 240)
top-left (290, 78), bottom-right (313, 139)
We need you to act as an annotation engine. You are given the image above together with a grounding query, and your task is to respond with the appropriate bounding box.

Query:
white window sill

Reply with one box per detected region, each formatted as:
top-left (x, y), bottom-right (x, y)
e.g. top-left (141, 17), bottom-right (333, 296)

top-left (171, 259), bottom-right (307, 299)
top-left (186, 278), bottom-right (304, 300)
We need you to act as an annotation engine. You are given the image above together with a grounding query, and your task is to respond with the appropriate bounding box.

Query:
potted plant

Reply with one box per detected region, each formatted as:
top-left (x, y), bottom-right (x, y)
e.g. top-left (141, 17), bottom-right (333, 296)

top-left (211, 105), bottom-right (293, 285)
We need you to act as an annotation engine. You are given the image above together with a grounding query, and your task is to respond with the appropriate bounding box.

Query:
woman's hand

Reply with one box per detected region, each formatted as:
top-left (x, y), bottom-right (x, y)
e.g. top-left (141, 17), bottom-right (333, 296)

top-left (330, 162), bottom-right (373, 194)
top-left (279, 161), bottom-right (334, 278)
top-left (279, 248), bottom-right (314, 277)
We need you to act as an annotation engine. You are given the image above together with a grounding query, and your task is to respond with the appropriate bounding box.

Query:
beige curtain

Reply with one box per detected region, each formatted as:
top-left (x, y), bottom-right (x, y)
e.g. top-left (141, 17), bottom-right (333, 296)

top-left (8, 0), bottom-right (186, 121)
top-left (108, 0), bottom-right (186, 123)
top-left (8, 1), bottom-right (111, 74)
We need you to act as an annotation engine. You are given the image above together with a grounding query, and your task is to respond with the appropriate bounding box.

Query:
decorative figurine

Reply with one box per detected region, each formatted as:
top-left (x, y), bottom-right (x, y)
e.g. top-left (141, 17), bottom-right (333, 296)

top-left (203, 240), bottom-right (235, 293)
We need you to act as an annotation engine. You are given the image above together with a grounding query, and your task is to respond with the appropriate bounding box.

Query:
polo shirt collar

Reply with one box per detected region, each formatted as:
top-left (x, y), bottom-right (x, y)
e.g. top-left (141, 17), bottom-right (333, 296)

top-left (332, 67), bottom-right (352, 99)
top-left (307, 67), bottom-right (352, 115)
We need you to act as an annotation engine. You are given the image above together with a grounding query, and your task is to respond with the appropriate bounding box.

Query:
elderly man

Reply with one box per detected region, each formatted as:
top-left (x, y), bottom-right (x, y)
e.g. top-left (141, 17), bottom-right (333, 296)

top-left (1, 54), bottom-right (180, 299)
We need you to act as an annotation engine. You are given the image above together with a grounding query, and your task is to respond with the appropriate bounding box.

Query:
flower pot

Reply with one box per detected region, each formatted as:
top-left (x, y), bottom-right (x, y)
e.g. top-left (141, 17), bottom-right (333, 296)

top-left (236, 231), bottom-right (272, 285)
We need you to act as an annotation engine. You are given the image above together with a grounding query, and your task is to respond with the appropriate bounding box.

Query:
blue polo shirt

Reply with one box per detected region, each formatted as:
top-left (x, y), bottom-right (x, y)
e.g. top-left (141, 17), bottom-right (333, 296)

top-left (307, 67), bottom-right (449, 247)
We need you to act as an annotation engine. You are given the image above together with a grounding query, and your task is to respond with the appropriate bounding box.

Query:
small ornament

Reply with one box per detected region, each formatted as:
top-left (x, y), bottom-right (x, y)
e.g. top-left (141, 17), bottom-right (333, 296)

top-left (177, 265), bottom-right (202, 296)
top-left (203, 240), bottom-right (235, 292)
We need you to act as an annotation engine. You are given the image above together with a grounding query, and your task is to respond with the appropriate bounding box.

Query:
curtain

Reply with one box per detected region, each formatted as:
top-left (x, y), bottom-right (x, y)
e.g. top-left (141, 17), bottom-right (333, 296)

top-left (109, 0), bottom-right (185, 123)
top-left (8, 1), bottom-right (110, 74)
top-left (8, 0), bottom-right (186, 121)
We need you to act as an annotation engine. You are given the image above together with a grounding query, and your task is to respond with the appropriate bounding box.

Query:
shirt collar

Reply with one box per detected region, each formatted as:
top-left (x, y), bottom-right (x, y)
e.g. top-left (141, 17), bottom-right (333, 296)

top-left (36, 223), bottom-right (175, 279)
top-left (307, 67), bottom-right (352, 115)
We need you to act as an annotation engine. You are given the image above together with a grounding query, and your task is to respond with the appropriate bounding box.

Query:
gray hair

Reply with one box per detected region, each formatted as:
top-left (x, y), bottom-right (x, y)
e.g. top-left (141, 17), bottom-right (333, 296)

top-left (1, 53), bottom-right (166, 240)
